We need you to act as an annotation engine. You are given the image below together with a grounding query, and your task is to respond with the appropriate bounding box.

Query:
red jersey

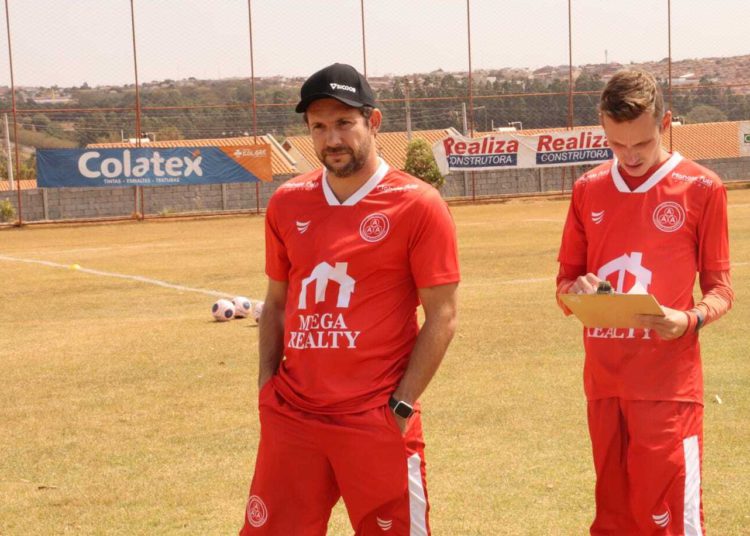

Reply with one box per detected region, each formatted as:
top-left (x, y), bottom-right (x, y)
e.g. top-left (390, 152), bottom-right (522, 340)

top-left (558, 152), bottom-right (730, 403)
top-left (265, 159), bottom-right (460, 414)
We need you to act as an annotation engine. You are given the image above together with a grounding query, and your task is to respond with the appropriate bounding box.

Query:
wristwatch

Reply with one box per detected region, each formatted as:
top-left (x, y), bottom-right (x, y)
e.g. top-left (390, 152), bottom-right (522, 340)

top-left (693, 308), bottom-right (705, 332)
top-left (389, 395), bottom-right (414, 419)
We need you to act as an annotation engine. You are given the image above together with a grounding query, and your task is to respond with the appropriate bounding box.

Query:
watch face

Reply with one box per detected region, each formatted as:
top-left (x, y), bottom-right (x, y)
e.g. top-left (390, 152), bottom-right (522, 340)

top-left (394, 401), bottom-right (413, 419)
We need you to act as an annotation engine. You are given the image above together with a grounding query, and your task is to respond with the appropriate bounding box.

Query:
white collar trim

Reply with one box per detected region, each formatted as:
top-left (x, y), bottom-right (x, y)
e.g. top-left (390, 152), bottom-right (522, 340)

top-left (322, 158), bottom-right (389, 206)
top-left (611, 152), bottom-right (683, 193)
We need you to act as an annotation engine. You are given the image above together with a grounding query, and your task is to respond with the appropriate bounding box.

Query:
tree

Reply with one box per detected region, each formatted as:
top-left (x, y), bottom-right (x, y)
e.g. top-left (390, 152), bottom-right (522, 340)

top-left (685, 104), bottom-right (727, 124)
top-left (403, 138), bottom-right (444, 189)
top-left (155, 126), bottom-right (184, 141)
top-left (31, 113), bottom-right (52, 132)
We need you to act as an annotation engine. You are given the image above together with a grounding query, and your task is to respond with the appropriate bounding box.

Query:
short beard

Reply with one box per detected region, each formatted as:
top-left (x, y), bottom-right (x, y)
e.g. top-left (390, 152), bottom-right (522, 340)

top-left (320, 136), bottom-right (371, 178)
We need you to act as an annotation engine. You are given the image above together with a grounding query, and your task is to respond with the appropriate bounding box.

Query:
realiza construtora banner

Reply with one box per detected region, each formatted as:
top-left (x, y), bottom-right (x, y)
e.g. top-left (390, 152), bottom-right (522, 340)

top-left (432, 129), bottom-right (613, 174)
top-left (37, 145), bottom-right (273, 188)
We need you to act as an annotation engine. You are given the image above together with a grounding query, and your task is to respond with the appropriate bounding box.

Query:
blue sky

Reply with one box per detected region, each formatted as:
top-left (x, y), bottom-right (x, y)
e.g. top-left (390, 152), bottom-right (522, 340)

top-left (0, 0), bottom-right (747, 87)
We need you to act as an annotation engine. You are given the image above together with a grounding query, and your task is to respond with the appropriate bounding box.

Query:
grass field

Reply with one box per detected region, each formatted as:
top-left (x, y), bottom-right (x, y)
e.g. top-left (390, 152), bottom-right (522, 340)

top-left (1, 190), bottom-right (749, 535)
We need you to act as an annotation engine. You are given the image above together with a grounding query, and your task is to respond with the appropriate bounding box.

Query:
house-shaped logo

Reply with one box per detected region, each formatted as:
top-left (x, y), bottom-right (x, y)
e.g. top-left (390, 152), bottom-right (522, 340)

top-left (298, 262), bottom-right (355, 309)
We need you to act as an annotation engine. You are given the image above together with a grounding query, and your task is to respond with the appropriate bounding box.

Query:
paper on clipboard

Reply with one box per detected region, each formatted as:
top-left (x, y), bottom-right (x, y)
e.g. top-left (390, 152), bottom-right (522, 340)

top-left (559, 293), bottom-right (664, 328)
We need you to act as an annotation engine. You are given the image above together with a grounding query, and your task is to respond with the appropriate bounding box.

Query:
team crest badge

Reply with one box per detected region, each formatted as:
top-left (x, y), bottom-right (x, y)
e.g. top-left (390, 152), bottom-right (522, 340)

top-left (652, 201), bottom-right (686, 232)
top-left (246, 495), bottom-right (268, 527)
top-left (360, 213), bottom-right (390, 242)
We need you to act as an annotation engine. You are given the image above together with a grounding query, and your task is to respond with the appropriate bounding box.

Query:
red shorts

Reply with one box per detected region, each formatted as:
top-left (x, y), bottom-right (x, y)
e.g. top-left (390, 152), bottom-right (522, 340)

top-left (587, 398), bottom-right (704, 535)
top-left (239, 382), bottom-right (430, 535)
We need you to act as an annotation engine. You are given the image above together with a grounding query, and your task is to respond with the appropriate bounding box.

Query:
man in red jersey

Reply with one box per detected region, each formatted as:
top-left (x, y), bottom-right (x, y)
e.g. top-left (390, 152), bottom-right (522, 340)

top-left (239, 63), bottom-right (459, 536)
top-left (557, 70), bottom-right (733, 535)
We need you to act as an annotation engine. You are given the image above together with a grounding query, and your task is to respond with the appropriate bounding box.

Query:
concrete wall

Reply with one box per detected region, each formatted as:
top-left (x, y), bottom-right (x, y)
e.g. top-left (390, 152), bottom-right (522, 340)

top-left (441, 156), bottom-right (750, 199)
top-left (2, 157), bottom-right (749, 223)
top-left (699, 157), bottom-right (750, 183)
top-left (0, 176), bottom-right (293, 223)
top-left (441, 165), bottom-right (588, 198)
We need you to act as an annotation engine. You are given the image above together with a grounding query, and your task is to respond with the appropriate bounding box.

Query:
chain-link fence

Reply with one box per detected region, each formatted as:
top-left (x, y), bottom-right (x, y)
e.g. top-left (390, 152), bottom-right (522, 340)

top-left (1, 0), bottom-right (748, 223)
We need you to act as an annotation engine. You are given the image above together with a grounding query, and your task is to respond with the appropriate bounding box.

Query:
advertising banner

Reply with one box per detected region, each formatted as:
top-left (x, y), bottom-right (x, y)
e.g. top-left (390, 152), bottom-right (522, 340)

top-left (37, 144), bottom-right (273, 188)
top-left (432, 129), bottom-right (613, 174)
top-left (740, 121), bottom-right (750, 157)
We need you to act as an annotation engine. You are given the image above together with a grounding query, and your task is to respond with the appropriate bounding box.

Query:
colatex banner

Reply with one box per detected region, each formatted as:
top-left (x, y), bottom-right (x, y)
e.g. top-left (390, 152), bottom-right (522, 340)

top-left (37, 145), bottom-right (273, 188)
top-left (432, 129), bottom-right (613, 174)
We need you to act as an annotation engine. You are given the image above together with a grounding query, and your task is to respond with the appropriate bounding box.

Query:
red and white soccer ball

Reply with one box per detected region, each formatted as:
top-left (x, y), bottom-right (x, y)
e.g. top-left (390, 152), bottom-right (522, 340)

top-left (212, 298), bottom-right (235, 322)
top-left (251, 301), bottom-right (264, 323)
top-left (232, 296), bottom-right (252, 319)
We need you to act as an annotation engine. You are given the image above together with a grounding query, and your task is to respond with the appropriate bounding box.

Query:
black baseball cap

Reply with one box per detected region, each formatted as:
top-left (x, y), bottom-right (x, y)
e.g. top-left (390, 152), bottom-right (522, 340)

top-left (295, 63), bottom-right (376, 113)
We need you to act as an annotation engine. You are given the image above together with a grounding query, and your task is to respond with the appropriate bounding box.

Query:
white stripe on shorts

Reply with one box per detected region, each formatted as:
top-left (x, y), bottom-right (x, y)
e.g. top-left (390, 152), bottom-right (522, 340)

top-left (407, 453), bottom-right (428, 536)
top-left (683, 435), bottom-right (703, 536)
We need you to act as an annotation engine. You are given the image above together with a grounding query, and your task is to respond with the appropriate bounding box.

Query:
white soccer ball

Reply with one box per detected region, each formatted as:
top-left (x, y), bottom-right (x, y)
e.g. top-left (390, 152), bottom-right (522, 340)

top-left (212, 298), bottom-right (235, 322)
top-left (251, 301), bottom-right (264, 323)
top-left (232, 296), bottom-right (252, 319)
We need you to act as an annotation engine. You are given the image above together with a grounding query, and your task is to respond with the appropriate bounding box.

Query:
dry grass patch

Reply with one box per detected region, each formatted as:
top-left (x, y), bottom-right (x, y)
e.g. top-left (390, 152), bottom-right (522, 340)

top-left (1, 191), bottom-right (748, 534)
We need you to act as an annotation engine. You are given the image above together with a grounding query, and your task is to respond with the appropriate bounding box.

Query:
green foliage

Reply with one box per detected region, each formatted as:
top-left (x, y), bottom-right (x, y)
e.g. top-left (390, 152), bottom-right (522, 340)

top-left (685, 104), bottom-right (728, 124)
top-left (0, 154), bottom-right (38, 182)
top-left (403, 138), bottom-right (444, 189)
top-left (155, 126), bottom-right (183, 141)
top-left (1, 68), bottom-right (747, 146)
top-left (0, 198), bottom-right (16, 222)
top-left (18, 154), bottom-right (37, 181)
top-left (12, 128), bottom-right (77, 149)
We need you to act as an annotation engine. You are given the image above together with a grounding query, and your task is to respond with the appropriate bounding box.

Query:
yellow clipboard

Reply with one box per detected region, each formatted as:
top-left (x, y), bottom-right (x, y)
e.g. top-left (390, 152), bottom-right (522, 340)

top-left (559, 293), bottom-right (664, 328)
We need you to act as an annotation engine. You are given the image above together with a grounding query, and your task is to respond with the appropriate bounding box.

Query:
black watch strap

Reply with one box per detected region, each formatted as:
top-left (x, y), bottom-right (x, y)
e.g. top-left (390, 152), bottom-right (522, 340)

top-left (389, 395), bottom-right (414, 419)
top-left (693, 309), bottom-right (705, 332)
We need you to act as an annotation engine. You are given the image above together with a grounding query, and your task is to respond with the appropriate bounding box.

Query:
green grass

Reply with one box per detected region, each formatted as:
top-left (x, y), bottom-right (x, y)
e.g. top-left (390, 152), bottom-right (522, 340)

top-left (1, 191), bottom-right (748, 535)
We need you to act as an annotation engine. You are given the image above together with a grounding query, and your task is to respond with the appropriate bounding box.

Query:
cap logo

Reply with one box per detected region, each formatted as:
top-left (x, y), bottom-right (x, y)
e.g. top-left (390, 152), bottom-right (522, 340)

top-left (329, 82), bottom-right (357, 93)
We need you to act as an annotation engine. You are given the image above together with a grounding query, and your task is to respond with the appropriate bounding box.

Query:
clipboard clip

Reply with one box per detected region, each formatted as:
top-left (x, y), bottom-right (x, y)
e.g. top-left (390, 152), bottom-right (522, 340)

top-left (596, 281), bottom-right (613, 295)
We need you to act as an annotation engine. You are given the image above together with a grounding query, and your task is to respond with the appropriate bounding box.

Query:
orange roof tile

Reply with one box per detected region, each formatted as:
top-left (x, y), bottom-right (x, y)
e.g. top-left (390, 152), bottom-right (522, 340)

top-left (0, 180), bottom-right (37, 191)
top-left (475, 125), bottom-right (596, 137)
top-left (478, 122), bottom-right (741, 161)
top-left (663, 121), bottom-right (740, 160)
top-left (377, 129), bottom-right (461, 170)
top-left (88, 135), bottom-right (297, 176)
top-left (282, 135), bottom-right (319, 174)
top-left (283, 129), bottom-right (460, 172)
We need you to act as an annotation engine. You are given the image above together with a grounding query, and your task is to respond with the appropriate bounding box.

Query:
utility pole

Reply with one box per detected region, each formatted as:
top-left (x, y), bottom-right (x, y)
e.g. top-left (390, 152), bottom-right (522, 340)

top-left (461, 102), bottom-right (468, 135)
top-left (4, 113), bottom-right (14, 190)
top-left (405, 81), bottom-right (412, 141)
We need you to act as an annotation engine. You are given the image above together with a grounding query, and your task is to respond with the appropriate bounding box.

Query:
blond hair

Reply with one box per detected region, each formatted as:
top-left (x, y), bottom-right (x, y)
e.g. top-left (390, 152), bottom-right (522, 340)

top-left (599, 70), bottom-right (664, 122)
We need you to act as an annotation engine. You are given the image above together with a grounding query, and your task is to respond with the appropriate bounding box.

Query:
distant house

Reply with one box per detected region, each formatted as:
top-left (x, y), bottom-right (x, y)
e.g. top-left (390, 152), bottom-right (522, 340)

top-left (671, 73), bottom-right (700, 86)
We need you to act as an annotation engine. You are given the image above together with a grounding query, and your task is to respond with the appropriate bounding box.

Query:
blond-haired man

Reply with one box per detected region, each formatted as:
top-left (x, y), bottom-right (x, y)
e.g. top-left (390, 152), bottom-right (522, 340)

top-left (557, 70), bottom-right (733, 535)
